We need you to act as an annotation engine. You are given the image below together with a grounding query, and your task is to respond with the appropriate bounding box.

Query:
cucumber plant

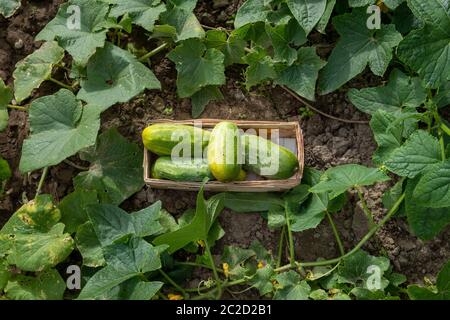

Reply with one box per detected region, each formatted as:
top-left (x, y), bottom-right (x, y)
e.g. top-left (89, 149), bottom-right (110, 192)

top-left (0, 0), bottom-right (449, 300)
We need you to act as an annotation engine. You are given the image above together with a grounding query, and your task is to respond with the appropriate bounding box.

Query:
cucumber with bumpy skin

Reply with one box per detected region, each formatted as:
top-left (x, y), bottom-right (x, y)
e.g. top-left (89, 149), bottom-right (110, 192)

top-left (207, 121), bottom-right (242, 182)
top-left (142, 124), bottom-right (210, 156)
top-left (151, 157), bottom-right (214, 182)
top-left (242, 134), bottom-right (298, 180)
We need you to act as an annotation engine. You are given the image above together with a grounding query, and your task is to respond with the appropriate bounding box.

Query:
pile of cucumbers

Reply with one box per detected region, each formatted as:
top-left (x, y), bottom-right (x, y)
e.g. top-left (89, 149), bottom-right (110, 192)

top-left (142, 122), bottom-right (299, 182)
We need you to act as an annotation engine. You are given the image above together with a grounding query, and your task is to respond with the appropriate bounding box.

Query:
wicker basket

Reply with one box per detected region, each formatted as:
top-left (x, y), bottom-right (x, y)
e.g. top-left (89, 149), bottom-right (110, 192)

top-left (143, 119), bottom-right (304, 192)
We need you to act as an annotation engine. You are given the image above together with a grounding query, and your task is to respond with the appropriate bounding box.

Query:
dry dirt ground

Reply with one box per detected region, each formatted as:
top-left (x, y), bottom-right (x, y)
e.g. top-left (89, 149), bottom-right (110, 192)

top-left (0, 0), bottom-right (449, 291)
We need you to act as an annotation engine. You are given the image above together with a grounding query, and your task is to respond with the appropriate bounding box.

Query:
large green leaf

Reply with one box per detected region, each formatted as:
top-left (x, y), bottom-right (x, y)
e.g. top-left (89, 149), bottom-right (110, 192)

top-left (384, 130), bottom-right (442, 178)
top-left (4, 269), bottom-right (66, 300)
top-left (234, 0), bottom-right (271, 29)
top-left (0, 0), bottom-right (20, 18)
top-left (77, 43), bottom-right (160, 109)
top-left (168, 38), bottom-right (225, 98)
top-left (205, 30), bottom-right (246, 66)
top-left (86, 202), bottom-right (162, 247)
top-left (316, 0), bottom-right (336, 33)
top-left (243, 47), bottom-right (278, 90)
top-left (73, 129), bottom-right (144, 205)
top-left (19, 89), bottom-right (102, 173)
top-left (75, 222), bottom-right (105, 267)
top-left (338, 250), bottom-right (390, 290)
top-left (95, 277), bottom-right (163, 300)
top-left (310, 164), bottom-right (390, 199)
top-left (348, 69), bottom-right (427, 115)
top-left (103, 238), bottom-right (162, 273)
top-left (13, 41), bottom-right (65, 103)
top-left (286, 0), bottom-right (327, 35)
top-left (290, 167), bottom-right (332, 232)
top-left (0, 78), bottom-right (13, 132)
top-left (59, 190), bottom-right (99, 234)
top-left (407, 260), bottom-right (450, 300)
top-left (36, 0), bottom-right (110, 65)
top-left (108, 0), bottom-right (166, 32)
top-left (153, 186), bottom-right (224, 253)
top-left (250, 264), bottom-right (275, 295)
top-left (397, 0), bottom-right (450, 88)
top-left (405, 176), bottom-right (450, 240)
top-left (265, 19), bottom-right (306, 65)
top-left (413, 159), bottom-right (450, 208)
top-left (275, 47), bottom-right (326, 101)
top-left (370, 109), bottom-right (418, 164)
top-left (318, 8), bottom-right (402, 94)
top-left (159, 0), bottom-right (204, 41)
top-left (221, 245), bottom-right (256, 280)
top-left (274, 271), bottom-right (311, 300)
top-left (191, 85), bottom-right (224, 118)
top-left (435, 80), bottom-right (450, 108)
top-left (78, 237), bottom-right (163, 300)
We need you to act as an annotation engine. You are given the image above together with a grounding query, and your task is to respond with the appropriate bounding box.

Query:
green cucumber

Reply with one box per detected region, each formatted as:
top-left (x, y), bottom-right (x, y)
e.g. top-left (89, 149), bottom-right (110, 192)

top-left (142, 124), bottom-right (210, 156)
top-left (151, 157), bottom-right (214, 182)
top-left (207, 121), bottom-right (242, 182)
top-left (242, 134), bottom-right (298, 180)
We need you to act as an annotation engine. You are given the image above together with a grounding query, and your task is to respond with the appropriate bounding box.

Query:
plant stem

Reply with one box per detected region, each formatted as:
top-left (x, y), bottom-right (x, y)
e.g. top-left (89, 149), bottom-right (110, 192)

top-left (204, 239), bottom-right (222, 299)
top-left (157, 292), bottom-right (168, 300)
top-left (441, 123), bottom-right (450, 137)
top-left (276, 193), bottom-right (406, 271)
top-left (139, 42), bottom-right (169, 62)
top-left (158, 269), bottom-right (189, 299)
top-left (190, 279), bottom-right (247, 300)
top-left (63, 159), bottom-right (89, 171)
top-left (276, 226), bottom-right (286, 268)
top-left (357, 188), bottom-right (376, 228)
top-left (174, 261), bottom-right (224, 274)
top-left (35, 167), bottom-right (49, 198)
top-left (190, 194), bottom-right (406, 298)
top-left (284, 204), bottom-right (296, 267)
top-left (325, 211), bottom-right (345, 256)
top-left (282, 86), bottom-right (369, 124)
top-left (72, 81), bottom-right (80, 90)
top-left (48, 77), bottom-right (73, 91)
top-left (7, 105), bottom-right (28, 111)
top-left (439, 132), bottom-right (446, 161)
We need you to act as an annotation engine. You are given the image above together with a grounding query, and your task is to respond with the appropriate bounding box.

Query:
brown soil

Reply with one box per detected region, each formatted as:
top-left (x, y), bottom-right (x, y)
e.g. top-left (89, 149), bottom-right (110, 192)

top-left (0, 0), bottom-right (449, 294)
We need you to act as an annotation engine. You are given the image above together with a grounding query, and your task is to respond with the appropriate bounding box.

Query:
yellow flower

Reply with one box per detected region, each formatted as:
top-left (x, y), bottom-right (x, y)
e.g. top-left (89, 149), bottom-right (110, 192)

top-left (257, 261), bottom-right (265, 269)
top-left (222, 263), bottom-right (230, 278)
top-left (197, 240), bottom-right (205, 247)
top-left (376, 0), bottom-right (389, 13)
top-left (168, 294), bottom-right (184, 300)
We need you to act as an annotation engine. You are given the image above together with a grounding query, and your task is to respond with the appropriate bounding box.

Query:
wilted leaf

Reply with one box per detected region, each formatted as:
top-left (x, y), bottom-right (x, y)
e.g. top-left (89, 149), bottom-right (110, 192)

top-left (5, 269), bottom-right (66, 300)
